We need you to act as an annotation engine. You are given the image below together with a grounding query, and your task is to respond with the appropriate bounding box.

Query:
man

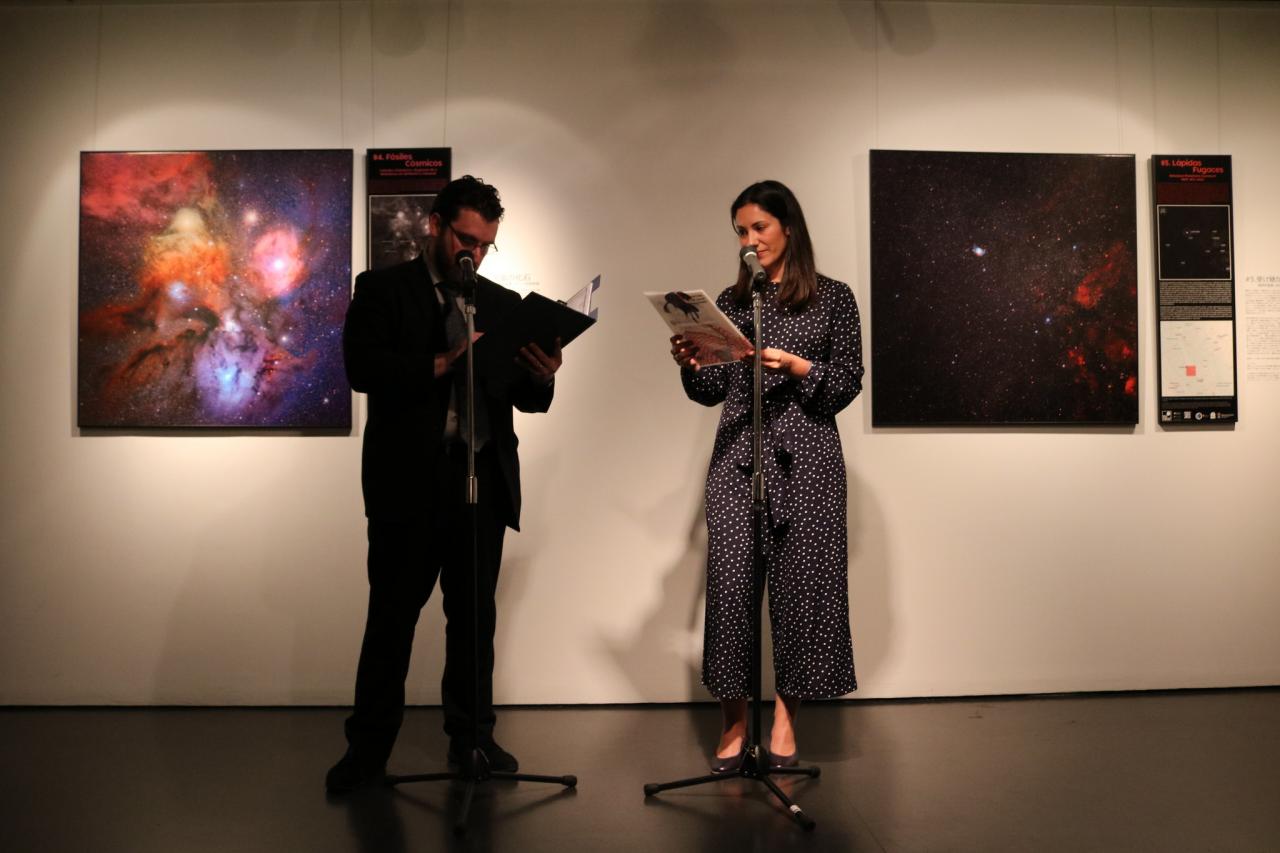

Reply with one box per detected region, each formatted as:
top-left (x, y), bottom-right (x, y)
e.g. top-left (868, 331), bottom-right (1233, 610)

top-left (327, 176), bottom-right (562, 793)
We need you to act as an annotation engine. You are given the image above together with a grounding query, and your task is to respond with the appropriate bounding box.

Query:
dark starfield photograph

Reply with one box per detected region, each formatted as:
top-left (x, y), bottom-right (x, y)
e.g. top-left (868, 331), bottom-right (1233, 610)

top-left (1157, 204), bottom-right (1232, 281)
top-left (77, 149), bottom-right (352, 428)
top-left (368, 193), bottom-right (434, 271)
top-left (870, 150), bottom-right (1138, 426)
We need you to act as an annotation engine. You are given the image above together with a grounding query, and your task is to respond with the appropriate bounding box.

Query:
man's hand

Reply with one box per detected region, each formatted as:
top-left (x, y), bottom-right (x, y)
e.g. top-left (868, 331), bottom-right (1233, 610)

top-left (517, 337), bottom-right (562, 385)
top-left (434, 331), bottom-right (483, 378)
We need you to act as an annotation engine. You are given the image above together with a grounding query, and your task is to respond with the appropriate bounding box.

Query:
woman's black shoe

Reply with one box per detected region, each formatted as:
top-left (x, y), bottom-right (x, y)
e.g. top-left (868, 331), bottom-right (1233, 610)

top-left (766, 748), bottom-right (799, 770)
top-left (709, 746), bottom-right (746, 774)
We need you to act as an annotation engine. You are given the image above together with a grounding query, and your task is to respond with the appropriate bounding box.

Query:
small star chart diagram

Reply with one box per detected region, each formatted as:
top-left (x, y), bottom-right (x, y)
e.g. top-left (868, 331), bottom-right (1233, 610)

top-left (77, 150), bottom-right (352, 428)
top-left (870, 150), bottom-right (1139, 426)
top-left (1157, 204), bottom-right (1232, 281)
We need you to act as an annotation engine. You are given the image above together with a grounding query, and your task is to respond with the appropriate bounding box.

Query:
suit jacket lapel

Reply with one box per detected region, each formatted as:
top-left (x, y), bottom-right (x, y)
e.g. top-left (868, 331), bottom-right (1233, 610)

top-left (473, 279), bottom-right (493, 334)
top-left (404, 255), bottom-right (443, 335)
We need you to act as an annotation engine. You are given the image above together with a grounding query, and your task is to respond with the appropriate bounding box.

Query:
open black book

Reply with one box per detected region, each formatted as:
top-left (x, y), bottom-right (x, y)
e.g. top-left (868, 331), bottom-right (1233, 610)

top-left (475, 276), bottom-right (599, 386)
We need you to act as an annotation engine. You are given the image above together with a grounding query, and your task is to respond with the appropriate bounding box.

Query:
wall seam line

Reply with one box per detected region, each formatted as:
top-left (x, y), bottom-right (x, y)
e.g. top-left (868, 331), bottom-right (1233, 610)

top-left (337, 0), bottom-right (346, 147)
top-left (1113, 4), bottom-right (1122, 153)
top-left (443, 0), bottom-right (453, 146)
top-left (93, 3), bottom-right (104, 150)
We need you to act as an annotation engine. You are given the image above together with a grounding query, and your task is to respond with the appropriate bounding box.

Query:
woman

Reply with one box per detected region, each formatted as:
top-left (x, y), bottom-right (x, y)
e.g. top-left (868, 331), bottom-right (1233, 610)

top-left (671, 180), bottom-right (863, 770)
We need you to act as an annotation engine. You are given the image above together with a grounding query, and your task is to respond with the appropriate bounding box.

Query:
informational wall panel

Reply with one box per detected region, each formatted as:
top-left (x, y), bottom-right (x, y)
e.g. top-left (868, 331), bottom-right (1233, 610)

top-left (366, 147), bottom-right (451, 271)
top-left (1152, 155), bottom-right (1239, 424)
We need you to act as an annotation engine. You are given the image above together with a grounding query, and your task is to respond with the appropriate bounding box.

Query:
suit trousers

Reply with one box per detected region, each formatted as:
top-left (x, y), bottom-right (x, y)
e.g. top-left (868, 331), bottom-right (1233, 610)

top-left (344, 444), bottom-right (508, 764)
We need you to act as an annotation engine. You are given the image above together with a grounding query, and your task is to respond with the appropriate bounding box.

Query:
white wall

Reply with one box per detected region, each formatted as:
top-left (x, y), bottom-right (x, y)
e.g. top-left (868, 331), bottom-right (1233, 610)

top-left (1, 0), bottom-right (1277, 705)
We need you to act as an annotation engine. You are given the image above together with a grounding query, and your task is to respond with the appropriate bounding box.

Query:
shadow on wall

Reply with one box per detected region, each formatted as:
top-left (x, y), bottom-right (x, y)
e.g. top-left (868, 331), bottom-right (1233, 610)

top-left (150, 462), bottom-right (367, 708)
top-left (603, 503), bottom-right (709, 709)
top-left (152, 530), bottom-right (268, 707)
top-left (368, 0), bottom-right (444, 57)
top-left (869, 0), bottom-right (938, 57)
top-left (847, 466), bottom-right (892, 706)
top-left (631, 0), bottom-right (734, 91)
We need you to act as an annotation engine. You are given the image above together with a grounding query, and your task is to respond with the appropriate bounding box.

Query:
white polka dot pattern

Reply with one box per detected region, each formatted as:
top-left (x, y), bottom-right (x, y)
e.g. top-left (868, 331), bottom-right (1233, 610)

top-left (681, 275), bottom-right (863, 699)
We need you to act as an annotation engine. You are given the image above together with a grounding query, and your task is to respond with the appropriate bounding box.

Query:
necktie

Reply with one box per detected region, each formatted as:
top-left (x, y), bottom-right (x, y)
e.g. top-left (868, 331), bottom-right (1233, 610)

top-left (440, 285), bottom-right (489, 450)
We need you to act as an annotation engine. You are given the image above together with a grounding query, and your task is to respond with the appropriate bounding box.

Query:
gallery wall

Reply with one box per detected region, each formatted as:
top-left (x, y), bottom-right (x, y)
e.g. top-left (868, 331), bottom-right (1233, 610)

top-left (1, 0), bottom-right (1278, 706)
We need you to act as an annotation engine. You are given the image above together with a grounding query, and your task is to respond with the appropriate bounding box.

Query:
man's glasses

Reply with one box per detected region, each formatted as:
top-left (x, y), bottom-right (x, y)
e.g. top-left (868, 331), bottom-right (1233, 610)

top-left (448, 225), bottom-right (498, 254)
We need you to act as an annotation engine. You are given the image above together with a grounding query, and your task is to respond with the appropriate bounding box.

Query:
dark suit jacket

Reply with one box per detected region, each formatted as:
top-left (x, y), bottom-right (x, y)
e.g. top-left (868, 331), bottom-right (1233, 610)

top-left (343, 256), bottom-right (554, 529)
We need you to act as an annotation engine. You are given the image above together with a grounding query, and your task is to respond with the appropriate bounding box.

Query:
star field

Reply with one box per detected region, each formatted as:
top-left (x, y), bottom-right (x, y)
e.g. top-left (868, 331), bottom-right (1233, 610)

top-left (870, 150), bottom-right (1139, 425)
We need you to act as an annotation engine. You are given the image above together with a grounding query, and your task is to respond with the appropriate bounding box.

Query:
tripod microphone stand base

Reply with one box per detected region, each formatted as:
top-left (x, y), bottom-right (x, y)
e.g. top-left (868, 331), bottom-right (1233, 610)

top-left (643, 745), bottom-right (820, 831)
top-left (387, 751), bottom-right (577, 837)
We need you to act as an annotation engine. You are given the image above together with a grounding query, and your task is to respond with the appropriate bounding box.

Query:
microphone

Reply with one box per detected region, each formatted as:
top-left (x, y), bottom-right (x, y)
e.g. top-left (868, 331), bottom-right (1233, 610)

top-left (455, 250), bottom-right (476, 297)
top-left (455, 250), bottom-right (476, 283)
top-left (740, 244), bottom-right (767, 284)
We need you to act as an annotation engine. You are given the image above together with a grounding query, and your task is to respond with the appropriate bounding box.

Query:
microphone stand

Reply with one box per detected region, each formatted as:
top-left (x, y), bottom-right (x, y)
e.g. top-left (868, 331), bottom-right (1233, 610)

top-left (643, 274), bottom-right (820, 831)
top-left (386, 266), bottom-right (577, 837)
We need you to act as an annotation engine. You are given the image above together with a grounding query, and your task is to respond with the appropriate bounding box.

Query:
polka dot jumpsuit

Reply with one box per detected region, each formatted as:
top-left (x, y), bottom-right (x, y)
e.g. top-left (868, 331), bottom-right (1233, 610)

top-left (681, 275), bottom-right (862, 700)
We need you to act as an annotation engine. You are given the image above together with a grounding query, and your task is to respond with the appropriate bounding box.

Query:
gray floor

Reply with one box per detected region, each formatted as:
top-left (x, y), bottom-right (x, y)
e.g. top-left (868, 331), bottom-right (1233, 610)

top-left (2, 690), bottom-right (1278, 852)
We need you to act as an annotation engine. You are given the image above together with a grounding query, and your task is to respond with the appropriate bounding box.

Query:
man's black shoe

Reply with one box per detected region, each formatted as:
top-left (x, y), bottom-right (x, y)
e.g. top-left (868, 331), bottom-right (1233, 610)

top-left (448, 739), bottom-right (519, 773)
top-left (325, 750), bottom-right (387, 794)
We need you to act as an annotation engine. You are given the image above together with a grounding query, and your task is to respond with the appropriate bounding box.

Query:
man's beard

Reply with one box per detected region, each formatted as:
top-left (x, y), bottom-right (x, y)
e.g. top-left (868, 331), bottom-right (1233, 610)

top-left (430, 236), bottom-right (458, 283)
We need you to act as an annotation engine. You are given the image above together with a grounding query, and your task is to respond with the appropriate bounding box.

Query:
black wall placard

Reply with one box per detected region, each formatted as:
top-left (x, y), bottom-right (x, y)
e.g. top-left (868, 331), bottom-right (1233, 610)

top-left (1152, 155), bottom-right (1238, 425)
top-left (365, 147), bottom-right (452, 271)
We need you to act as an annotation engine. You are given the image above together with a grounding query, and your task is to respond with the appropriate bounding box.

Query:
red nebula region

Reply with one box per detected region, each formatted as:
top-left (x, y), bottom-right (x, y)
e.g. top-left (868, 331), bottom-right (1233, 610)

top-left (80, 153), bottom-right (213, 227)
top-left (249, 227), bottom-right (307, 298)
top-left (1104, 336), bottom-right (1135, 364)
top-left (1059, 240), bottom-right (1138, 398)
top-left (1073, 240), bottom-right (1130, 309)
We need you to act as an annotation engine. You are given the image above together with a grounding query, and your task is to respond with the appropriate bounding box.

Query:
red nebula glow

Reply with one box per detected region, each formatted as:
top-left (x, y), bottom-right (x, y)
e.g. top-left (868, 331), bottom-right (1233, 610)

top-left (249, 228), bottom-right (307, 298)
top-left (1104, 336), bottom-right (1134, 363)
top-left (81, 153), bottom-right (213, 227)
top-left (1125, 377), bottom-right (1137, 395)
top-left (1073, 240), bottom-right (1130, 310)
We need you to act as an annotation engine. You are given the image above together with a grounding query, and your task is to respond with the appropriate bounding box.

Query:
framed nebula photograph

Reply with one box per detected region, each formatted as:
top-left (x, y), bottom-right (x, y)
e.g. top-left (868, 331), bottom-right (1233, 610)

top-left (77, 149), bottom-right (353, 429)
top-left (870, 150), bottom-right (1139, 426)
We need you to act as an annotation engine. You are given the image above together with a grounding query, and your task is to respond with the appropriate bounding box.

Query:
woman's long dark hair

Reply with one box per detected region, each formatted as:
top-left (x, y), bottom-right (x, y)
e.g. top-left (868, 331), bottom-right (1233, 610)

top-left (729, 180), bottom-right (818, 310)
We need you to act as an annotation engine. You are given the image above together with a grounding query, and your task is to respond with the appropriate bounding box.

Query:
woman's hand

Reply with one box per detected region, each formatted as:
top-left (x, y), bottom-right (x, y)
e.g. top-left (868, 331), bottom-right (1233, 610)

top-left (743, 347), bottom-right (811, 378)
top-left (671, 334), bottom-right (701, 371)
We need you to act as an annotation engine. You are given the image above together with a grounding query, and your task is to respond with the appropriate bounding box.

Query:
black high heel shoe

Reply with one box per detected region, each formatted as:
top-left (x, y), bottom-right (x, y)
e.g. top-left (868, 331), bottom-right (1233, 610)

top-left (766, 747), bottom-right (799, 769)
top-left (710, 745), bottom-right (747, 773)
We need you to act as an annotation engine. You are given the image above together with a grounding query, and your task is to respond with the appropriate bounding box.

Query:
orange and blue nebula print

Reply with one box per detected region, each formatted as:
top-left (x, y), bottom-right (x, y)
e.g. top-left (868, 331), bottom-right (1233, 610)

top-left (77, 149), bottom-right (353, 428)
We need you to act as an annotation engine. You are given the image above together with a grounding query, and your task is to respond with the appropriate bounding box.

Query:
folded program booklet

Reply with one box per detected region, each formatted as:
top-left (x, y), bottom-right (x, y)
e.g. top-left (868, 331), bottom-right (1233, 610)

top-left (645, 289), bottom-right (751, 367)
